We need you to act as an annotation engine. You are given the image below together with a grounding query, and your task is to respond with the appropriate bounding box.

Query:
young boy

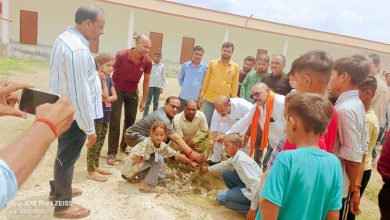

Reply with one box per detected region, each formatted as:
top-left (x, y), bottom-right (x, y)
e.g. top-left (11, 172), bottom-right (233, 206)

top-left (268, 50), bottom-right (337, 169)
top-left (347, 76), bottom-right (379, 219)
top-left (201, 133), bottom-right (262, 219)
top-left (143, 51), bottom-right (166, 116)
top-left (259, 93), bottom-right (342, 220)
top-left (329, 54), bottom-right (371, 220)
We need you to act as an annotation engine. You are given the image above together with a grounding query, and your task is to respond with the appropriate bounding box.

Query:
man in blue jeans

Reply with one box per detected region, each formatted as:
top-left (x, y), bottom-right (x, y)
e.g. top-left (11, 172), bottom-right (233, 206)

top-left (143, 51), bottom-right (166, 117)
top-left (201, 134), bottom-right (262, 219)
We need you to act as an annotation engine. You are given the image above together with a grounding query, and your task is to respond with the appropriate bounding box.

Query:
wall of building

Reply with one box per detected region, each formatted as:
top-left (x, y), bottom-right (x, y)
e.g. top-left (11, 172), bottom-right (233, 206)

top-left (1, 0), bottom-right (390, 72)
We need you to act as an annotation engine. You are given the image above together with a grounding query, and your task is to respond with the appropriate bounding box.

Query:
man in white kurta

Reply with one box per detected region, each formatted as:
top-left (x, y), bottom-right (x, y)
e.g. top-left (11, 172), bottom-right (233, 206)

top-left (208, 96), bottom-right (253, 164)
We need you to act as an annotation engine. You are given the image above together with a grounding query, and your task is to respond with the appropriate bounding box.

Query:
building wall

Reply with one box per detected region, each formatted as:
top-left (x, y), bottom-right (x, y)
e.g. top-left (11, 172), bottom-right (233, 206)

top-left (2, 0), bottom-right (390, 72)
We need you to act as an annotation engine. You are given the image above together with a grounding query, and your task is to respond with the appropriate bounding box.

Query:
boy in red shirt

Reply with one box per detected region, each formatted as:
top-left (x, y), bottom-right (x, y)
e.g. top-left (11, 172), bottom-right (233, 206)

top-left (268, 50), bottom-right (337, 169)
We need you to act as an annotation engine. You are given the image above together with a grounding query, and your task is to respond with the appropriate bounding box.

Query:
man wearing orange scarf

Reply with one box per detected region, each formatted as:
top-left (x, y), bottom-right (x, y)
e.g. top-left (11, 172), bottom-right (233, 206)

top-left (227, 83), bottom-right (285, 170)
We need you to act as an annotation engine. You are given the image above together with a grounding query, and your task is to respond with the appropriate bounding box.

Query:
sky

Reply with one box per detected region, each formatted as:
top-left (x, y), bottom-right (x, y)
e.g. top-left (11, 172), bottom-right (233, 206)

top-left (169, 0), bottom-right (390, 44)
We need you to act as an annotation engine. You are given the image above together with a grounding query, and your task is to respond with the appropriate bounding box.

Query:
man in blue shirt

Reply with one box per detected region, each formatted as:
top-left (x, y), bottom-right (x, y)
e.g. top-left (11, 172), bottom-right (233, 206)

top-left (178, 45), bottom-right (208, 111)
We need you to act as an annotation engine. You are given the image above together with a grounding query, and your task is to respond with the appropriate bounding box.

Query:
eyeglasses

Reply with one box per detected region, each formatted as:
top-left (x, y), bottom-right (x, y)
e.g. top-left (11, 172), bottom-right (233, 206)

top-left (169, 104), bottom-right (180, 110)
top-left (250, 92), bottom-right (261, 100)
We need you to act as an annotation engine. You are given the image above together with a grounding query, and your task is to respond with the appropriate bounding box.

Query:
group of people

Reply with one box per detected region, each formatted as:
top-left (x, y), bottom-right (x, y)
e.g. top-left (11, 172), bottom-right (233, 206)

top-left (1, 4), bottom-right (390, 220)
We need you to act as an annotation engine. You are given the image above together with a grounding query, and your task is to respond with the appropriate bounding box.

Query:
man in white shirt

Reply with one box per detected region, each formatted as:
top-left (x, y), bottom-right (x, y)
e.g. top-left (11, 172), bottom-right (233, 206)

top-left (208, 96), bottom-right (252, 165)
top-left (227, 83), bottom-right (285, 170)
top-left (173, 100), bottom-right (208, 148)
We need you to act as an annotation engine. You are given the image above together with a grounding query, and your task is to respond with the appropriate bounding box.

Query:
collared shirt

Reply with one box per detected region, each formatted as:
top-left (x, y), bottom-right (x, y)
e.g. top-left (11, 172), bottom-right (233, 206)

top-left (126, 107), bottom-right (175, 137)
top-left (49, 27), bottom-right (102, 135)
top-left (178, 61), bottom-right (208, 101)
top-left (261, 73), bottom-right (292, 96)
top-left (332, 90), bottom-right (367, 198)
top-left (173, 110), bottom-right (208, 139)
top-left (210, 98), bottom-right (253, 134)
top-left (112, 48), bottom-right (152, 92)
top-left (209, 150), bottom-right (263, 210)
top-left (122, 137), bottom-right (177, 177)
top-left (227, 94), bottom-right (285, 148)
top-left (364, 110), bottom-right (380, 170)
top-left (240, 70), bottom-right (266, 102)
top-left (372, 75), bottom-right (390, 127)
top-left (0, 159), bottom-right (18, 209)
top-left (200, 59), bottom-right (240, 103)
top-left (149, 62), bottom-right (166, 89)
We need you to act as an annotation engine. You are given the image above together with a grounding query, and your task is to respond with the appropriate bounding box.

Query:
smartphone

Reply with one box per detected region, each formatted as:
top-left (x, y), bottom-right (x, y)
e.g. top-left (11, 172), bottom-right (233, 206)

top-left (19, 88), bottom-right (60, 114)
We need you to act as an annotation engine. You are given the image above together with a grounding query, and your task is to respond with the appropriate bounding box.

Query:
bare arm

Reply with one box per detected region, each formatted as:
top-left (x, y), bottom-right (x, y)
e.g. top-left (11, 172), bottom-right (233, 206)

top-left (259, 199), bottom-right (279, 220)
top-left (0, 96), bottom-right (74, 186)
top-left (106, 85), bottom-right (118, 103)
top-left (139, 73), bottom-right (150, 112)
top-left (169, 133), bottom-right (203, 162)
top-left (326, 210), bottom-right (339, 220)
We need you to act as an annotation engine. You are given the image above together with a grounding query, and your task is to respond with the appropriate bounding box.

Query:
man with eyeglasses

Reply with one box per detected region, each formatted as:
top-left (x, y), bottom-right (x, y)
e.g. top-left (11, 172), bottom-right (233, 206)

top-left (207, 96), bottom-right (253, 165)
top-left (124, 96), bottom-right (203, 162)
top-left (226, 83), bottom-right (285, 171)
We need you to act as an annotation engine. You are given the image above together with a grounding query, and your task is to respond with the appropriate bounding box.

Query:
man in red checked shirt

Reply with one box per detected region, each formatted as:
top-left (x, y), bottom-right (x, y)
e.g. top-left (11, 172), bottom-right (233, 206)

top-left (107, 34), bottom-right (152, 165)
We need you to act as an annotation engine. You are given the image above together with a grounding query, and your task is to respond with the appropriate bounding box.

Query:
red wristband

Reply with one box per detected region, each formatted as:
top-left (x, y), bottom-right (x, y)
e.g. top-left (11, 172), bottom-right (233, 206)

top-left (188, 149), bottom-right (194, 157)
top-left (36, 117), bottom-right (59, 137)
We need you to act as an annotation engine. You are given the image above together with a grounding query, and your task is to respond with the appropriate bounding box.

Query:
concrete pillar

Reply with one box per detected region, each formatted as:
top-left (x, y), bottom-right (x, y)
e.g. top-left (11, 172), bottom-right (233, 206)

top-left (127, 9), bottom-right (135, 48)
top-left (2, 0), bottom-right (10, 44)
top-left (223, 28), bottom-right (229, 43)
top-left (282, 39), bottom-right (289, 57)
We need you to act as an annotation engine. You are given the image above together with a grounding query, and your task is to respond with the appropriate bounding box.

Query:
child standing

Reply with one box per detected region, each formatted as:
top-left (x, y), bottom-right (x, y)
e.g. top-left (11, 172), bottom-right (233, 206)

top-left (201, 133), bottom-right (262, 219)
top-left (347, 76), bottom-right (380, 219)
top-left (143, 51), bottom-right (166, 117)
top-left (329, 54), bottom-right (371, 220)
top-left (86, 54), bottom-right (117, 182)
top-left (258, 93), bottom-right (342, 220)
top-left (121, 120), bottom-right (197, 192)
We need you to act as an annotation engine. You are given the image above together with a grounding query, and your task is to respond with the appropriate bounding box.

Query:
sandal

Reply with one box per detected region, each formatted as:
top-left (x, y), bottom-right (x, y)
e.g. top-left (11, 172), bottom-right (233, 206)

top-left (121, 175), bottom-right (140, 183)
top-left (106, 155), bottom-right (118, 165)
top-left (139, 187), bottom-right (156, 193)
top-left (96, 167), bottom-right (112, 175)
top-left (87, 174), bottom-right (108, 182)
top-left (49, 188), bottom-right (82, 201)
top-left (53, 204), bottom-right (90, 219)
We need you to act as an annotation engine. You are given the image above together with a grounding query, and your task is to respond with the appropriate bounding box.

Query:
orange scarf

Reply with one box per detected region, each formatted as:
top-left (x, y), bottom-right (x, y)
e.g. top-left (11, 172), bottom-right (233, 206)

top-left (249, 91), bottom-right (275, 157)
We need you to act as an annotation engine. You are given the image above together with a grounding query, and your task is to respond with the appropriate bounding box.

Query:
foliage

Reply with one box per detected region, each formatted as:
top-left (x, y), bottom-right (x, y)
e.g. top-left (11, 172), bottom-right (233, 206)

top-left (189, 129), bottom-right (215, 192)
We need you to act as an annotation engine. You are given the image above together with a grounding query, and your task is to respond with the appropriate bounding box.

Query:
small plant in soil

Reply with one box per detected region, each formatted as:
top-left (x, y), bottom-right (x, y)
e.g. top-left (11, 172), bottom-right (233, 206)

top-left (189, 129), bottom-right (215, 192)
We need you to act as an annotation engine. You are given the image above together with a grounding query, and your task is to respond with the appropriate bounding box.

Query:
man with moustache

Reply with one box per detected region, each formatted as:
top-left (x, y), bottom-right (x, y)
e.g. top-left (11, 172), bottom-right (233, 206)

top-left (199, 42), bottom-right (240, 127)
top-left (173, 100), bottom-right (208, 148)
top-left (241, 54), bottom-right (270, 102)
top-left (238, 56), bottom-right (255, 97)
top-left (262, 54), bottom-right (292, 95)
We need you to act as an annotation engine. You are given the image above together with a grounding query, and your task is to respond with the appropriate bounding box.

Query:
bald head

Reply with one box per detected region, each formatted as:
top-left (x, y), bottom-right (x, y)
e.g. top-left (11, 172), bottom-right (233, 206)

top-left (214, 96), bottom-right (231, 117)
top-left (251, 83), bottom-right (270, 106)
top-left (251, 83), bottom-right (269, 94)
top-left (133, 34), bottom-right (151, 57)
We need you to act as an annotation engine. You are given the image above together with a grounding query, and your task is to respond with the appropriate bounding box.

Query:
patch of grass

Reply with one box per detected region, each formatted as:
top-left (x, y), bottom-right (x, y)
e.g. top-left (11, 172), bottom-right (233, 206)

top-left (0, 57), bottom-right (49, 75)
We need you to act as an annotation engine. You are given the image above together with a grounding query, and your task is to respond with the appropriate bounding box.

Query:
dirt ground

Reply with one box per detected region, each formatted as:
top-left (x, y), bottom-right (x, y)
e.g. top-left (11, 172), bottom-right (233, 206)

top-left (0, 61), bottom-right (383, 220)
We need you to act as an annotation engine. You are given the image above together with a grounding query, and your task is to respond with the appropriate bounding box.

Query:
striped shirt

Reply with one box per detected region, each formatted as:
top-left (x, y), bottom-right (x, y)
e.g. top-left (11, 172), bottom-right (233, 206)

top-left (49, 27), bottom-right (103, 135)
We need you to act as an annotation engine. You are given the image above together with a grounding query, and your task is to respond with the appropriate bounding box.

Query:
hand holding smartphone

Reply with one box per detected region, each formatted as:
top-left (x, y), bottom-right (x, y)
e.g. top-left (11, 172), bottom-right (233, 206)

top-left (19, 88), bottom-right (60, 115)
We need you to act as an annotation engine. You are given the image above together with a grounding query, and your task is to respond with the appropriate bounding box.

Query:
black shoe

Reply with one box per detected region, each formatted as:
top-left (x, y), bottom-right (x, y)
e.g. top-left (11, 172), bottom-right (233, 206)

top-left (206, 160), bottom-right (221, 166)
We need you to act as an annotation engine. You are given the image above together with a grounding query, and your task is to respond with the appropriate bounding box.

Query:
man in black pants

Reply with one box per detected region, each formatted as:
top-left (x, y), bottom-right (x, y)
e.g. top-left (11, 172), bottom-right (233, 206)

top-left (107, 34), bottom-right (152, 165)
